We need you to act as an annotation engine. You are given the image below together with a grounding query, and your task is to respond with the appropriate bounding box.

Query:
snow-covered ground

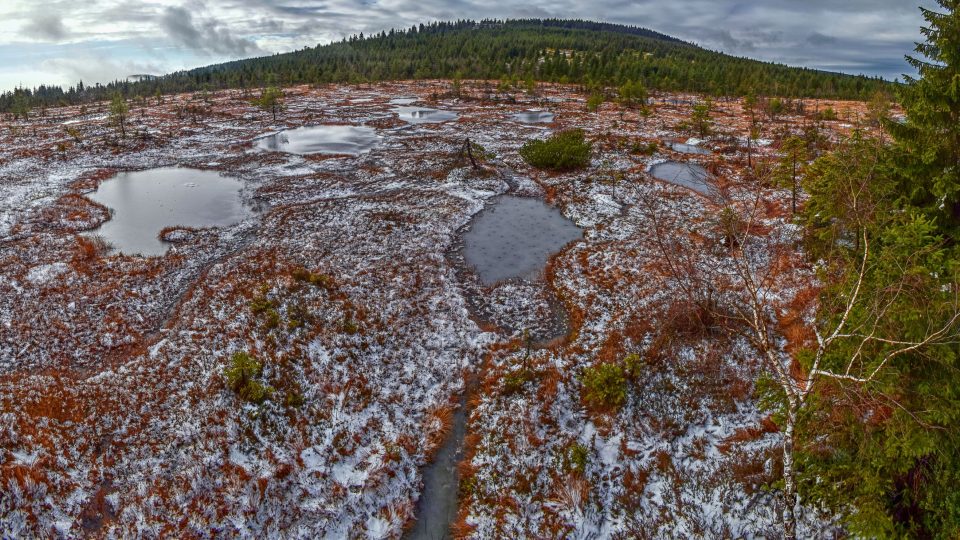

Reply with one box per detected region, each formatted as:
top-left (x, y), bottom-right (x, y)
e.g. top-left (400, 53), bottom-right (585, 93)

top-left (0, 81), bottom-right (869, 538)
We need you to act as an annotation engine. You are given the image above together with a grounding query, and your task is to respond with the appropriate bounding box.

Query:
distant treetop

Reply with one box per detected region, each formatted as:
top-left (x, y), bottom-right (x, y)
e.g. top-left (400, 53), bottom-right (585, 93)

top-left (0, 18), bottom-right (893, 112)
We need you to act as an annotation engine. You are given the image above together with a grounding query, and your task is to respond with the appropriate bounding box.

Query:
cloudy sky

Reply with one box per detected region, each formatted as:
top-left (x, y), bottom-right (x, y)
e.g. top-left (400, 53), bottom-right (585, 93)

top-left (0, 0), bottom-right (938, 92)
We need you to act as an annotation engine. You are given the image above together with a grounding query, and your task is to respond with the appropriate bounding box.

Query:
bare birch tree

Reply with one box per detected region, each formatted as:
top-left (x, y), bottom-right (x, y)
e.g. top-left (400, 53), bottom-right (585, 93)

top-left (642, 156), bottom-right (960, 539)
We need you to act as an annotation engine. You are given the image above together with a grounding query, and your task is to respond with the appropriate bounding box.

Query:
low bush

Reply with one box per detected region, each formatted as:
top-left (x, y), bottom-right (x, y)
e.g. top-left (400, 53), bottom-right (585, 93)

top-left (503, 366), bottom-right (538, 395)
top-left (224, 352), bottom-right (273, 404)
top-left (287, 303), bottom-right (311, 330)
top-left (249, 294), bottom-right (275, 315)
top-left (342, 317), bottom-right (358, 335)
top-left (564, 442), bottom-right (590, 475)
top-left (816, 106), bottom-right (838, 121)
top-left (631, 140), bottom-right (659, 155)
top-left (292, 267), bottom-right (333, 288)
top-left (581, 362), bottom-right (628, 409)
top-left (284, 391), bottom-right (305, 408)
top-left (263, 309), bottom-right (281, 330)
top-left (519, 129), bottom-right (592, 171)
top-left (587, 92), bottom-right (605, 112)
top-left (623, 353), bottom-right (645, 380)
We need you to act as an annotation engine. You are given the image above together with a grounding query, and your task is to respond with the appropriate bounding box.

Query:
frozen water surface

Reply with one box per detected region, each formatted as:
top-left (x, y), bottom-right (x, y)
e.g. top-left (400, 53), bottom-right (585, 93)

top-left (669, 142), bottom-right (712, 155)
top-left (463, 196), bottom-right (582, 285)
top-left (256, 125), bottom-right (381, 155)
top-left (512, 111), bottom-right (554, 123)
top-left (649, 161), bottom-right (716, 197)
top-left (393, 106), bottom-right (459, 124)
top-left (87, 168), bottom-right (251, 256)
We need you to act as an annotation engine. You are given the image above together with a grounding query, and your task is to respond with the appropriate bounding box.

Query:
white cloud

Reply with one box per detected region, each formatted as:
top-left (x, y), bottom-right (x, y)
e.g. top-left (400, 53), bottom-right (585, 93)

top-left (0, 0), bottom-right (941, 91)
top-left (39, 55), bottom-right (168, 86)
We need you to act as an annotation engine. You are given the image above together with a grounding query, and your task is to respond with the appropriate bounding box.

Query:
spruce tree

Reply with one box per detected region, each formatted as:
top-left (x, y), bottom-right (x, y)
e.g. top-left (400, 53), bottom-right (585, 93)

top-left (891, 0), bottom-right (960, 234)
top-left (799, 3), bottom-right (960, 536)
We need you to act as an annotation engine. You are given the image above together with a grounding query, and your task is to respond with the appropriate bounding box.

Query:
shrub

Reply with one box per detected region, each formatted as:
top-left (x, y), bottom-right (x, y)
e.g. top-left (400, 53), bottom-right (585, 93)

top-left (468, 141), bottom-right (494, 161)
top-left (619, 80), bottom-right (648, 106)
top-left (623, 353), bottom-right (645, 380)
top-left (250, 294), bottom-right (275, 315)
top-left (342, 318), bottom-right (358, 335)
top-left (292, 267), bottom-right (333, 289)
top-left (64, 126), bottom-right (82, 143)
top-left (581, 362), bottom-right (628, 409)
top-left (255, 86), bottom-right (284, 121)
top-left (520, 129), bottom-right (592, 171)
top-left (287, 303), bottom-right (311, 330)
top-left (224, 352), bottom-right (273, 404)
top-left (284, 392), bottom-right (305, 408)
top-left (691, 100), bottom-right (713, 137)
top-left (503, 366), bottom-right (537, 395)
top-left (587, 92), bottom-right (605, 112)
top-left (565, 442), bottom-right (590, 475)
top-left (263, 309), bottom-right (281, 330)
top-left (816, 106), bottom-right (838, 121)
top-left (631, 140), bottom-right (659, 155)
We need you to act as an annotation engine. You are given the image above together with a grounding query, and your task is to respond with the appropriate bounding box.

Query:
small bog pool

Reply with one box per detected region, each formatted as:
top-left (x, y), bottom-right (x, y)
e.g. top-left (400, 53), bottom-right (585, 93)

top-left (463, 196), bottom-right (582, 284)
top-left (256, 125), bottom-right (381, 155)
top-left (513, 111), bottom-right (554, 123)
top-left (393, 106), bottom-right (458, 124)
top-left (87, 168), bottom-right (251, 256)
top-left (668, 142), bottom-right (711, 155)
top-left (649, 161), bottom-right (715, 197)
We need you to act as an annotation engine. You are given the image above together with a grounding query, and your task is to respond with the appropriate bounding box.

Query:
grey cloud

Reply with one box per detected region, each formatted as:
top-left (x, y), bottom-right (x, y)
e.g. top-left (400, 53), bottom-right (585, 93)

top-left (160, 6), bottom-right (264, 56)
top-left (21, 12), bottom-right (68, 41)
top-left (806, 32), bottom-right (838, 46)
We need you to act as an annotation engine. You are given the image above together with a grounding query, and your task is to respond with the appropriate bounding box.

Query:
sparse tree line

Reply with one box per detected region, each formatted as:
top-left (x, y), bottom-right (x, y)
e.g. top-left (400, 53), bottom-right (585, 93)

top-left (1, 19), bottom-right (891, 116)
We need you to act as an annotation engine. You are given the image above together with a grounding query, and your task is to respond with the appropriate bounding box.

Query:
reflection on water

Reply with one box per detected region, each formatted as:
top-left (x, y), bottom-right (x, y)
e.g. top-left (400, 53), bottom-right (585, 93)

top-left (512, 111), bottom-right (554, 124)
top-left (256, 125), bottom-right (381, 156)
top-left (87, 168), bottom-right (251, 256)
top-left (649, 161), bottom-right (716, 197)
top-left (463, 196), bottom-right (582, 284)
top-left (393, 106), bottom-right (459, 124)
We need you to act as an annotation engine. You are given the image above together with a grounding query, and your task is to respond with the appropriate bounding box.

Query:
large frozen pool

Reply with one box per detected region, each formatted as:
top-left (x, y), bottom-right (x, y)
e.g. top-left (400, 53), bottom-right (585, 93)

top-left (87, 168), bottom-right (251, 256)
top-left (256, 125), bottom-right (381, 155)
top-left (463, 196), bottom-right (582, 284)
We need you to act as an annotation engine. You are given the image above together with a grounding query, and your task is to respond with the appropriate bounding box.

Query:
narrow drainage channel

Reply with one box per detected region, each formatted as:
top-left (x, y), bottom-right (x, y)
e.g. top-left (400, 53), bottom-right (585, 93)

top-left (408, 170), bottom-right (583, 538)
top-left (405, 393), bottom-right (468, 540)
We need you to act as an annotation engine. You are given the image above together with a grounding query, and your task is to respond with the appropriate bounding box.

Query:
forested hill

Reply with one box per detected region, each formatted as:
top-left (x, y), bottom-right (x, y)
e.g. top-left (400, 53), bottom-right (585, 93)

top-left (2, 19), bottom-right (892, 112)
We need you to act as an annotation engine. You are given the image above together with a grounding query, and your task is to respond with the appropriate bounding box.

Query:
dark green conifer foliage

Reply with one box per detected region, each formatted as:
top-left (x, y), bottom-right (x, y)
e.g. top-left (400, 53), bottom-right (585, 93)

top-left (1, 19), bottom-right (892, 113)
top-left (799, 3), bottom-right (960, 536)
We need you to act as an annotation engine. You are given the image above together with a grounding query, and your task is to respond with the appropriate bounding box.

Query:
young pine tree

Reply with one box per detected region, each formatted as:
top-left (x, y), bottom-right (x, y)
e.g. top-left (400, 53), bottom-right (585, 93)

top-left (109, 94), bottom-right (128, 137)
top-left (257, 86), bottom-right (284, 121)
top-left (774, 136), bottom-right (809, 215)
